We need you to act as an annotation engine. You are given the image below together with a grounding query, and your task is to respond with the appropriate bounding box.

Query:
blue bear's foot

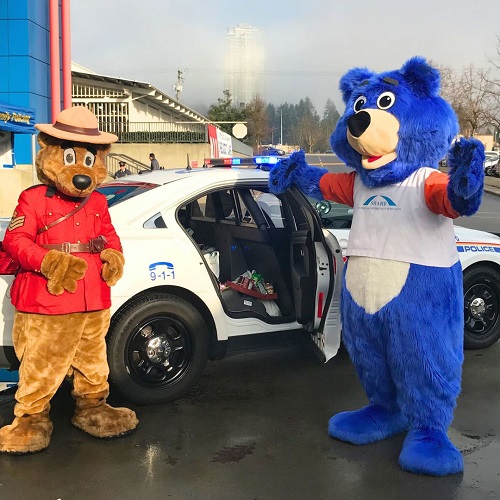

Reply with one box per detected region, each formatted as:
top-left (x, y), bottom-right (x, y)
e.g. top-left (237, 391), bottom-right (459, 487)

top-left (398, 428), bottom-right (463, 476)
top-left (328, 405), bottom-right (407, 445)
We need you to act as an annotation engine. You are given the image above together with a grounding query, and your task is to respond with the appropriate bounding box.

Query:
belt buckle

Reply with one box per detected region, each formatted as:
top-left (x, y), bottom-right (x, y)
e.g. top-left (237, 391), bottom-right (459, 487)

top-left (61, 242), bottom-right (71, 253)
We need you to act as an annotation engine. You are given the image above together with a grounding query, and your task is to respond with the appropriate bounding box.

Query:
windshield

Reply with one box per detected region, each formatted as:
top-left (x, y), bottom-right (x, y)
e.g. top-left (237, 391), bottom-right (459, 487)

top-left (307, 197), bottom-right (353, 229)
top-left (97, 183), bottom-right (159, 207)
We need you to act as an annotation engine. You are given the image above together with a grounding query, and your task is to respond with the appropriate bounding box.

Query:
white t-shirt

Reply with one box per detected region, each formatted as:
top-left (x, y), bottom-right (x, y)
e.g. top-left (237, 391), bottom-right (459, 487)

top-left (347, 168), bottom-right (458, 267)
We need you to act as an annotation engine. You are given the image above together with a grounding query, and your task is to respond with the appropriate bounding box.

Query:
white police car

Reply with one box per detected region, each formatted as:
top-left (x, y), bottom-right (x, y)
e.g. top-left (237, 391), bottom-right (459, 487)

top-left (0, 157), bottom-right (344, 404)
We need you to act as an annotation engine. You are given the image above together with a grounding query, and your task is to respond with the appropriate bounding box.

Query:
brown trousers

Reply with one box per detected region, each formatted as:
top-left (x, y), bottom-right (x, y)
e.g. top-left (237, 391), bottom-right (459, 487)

top-left (12, 309), bottom-right (111, 417)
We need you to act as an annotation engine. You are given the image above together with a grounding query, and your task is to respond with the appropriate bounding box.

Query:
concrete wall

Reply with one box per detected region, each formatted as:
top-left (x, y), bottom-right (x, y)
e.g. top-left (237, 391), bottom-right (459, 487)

top-left (0, 165), bottom-right (34, 217)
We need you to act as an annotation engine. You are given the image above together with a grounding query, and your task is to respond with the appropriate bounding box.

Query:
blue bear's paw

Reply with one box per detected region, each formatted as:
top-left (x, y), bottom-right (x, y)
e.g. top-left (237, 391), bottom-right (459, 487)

top-left (447, 137), bottom-right (485, 216)
top-left (268, 150), bottom-right (327, 199)
top-left (328, 405), bottom-right (407, 445)
top-left (398, 428), bottom-right (463, 476)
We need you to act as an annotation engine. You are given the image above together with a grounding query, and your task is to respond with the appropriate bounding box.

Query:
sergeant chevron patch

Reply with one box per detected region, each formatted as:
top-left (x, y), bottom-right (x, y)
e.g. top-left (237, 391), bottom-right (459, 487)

top-left (8, 211), bottom-right (25, 231)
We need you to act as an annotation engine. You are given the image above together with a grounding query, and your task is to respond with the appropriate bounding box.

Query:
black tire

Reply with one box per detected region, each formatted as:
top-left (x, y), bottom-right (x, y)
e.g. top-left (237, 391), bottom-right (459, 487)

top-left (107, 292), bottom-right (209, 404)
top-left (463, 265), bottom-right (500, 350)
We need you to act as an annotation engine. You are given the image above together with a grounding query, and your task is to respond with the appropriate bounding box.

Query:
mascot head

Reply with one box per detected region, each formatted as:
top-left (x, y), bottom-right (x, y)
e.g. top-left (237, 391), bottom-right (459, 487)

top-left (35, 107), bottom-right (117, 198)
top-left (330, 56), bottom-right (459, 188)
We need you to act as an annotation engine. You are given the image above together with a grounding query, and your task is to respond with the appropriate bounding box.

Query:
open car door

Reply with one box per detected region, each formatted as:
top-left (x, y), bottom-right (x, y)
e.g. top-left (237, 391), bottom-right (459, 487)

top-left (285, 188), bottom-right (344, 361)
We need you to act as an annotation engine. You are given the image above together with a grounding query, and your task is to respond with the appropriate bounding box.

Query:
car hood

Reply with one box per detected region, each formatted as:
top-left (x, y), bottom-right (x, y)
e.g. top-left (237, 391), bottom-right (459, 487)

top-left (327, 225), bottom-right (500, 257)
top-left (453, 225), bottom-right (500, 243)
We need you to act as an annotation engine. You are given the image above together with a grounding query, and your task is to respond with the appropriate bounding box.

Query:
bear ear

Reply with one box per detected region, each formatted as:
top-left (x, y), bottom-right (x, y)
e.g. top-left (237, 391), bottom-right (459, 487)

top-left (400, 56), bottom-right (440, 97)
top-left (339, 67), bottom-right (374, 103)
top-left (37, 131), bottom-right (61, 149)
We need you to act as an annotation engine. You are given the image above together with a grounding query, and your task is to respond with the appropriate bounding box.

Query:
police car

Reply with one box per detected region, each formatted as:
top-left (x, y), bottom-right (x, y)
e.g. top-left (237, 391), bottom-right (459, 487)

top-left (0, 156), bottom-right (344, 404)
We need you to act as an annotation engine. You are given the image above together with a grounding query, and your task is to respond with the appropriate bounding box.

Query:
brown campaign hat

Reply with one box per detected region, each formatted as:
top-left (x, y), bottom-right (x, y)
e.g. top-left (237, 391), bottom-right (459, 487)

top-left (36, 106), bottom-right (118, 144)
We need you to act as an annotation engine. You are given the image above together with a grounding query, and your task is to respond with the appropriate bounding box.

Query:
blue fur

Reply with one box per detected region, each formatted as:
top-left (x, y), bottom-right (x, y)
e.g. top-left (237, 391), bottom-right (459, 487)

top-left (399, 428), bottom-right (463, 476)
top-left (330, 56), bottom-right (459, 188)
top-left (447, 137), bottom-right (485, 216)
top-left (279, 58), bottom-right (479, 476)
top-left (268, 150), bottom-right (327, 199)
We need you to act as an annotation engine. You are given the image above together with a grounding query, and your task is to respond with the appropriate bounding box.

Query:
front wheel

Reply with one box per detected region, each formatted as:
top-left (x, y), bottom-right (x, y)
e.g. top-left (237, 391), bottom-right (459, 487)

top-left (107, 292), bottom-right (209, 404)
top-left (463, 265), bottom-right (500, 350)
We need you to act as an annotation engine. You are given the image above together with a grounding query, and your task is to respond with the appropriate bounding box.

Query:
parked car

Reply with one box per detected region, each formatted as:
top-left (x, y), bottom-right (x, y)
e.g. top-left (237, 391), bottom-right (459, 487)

top-left (0, 159), bottom-right (344, 404)
top-left (484, 151), bottom-right (500, 177)
top-left (261, 146), bottom-right (285, 156)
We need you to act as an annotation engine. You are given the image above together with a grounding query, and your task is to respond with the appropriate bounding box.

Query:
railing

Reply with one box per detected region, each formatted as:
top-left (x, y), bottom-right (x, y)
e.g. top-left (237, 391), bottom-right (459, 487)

top-left (106, 154), bottom-right (150, 179)
top-left (99, 121), bottom-right (208, 144)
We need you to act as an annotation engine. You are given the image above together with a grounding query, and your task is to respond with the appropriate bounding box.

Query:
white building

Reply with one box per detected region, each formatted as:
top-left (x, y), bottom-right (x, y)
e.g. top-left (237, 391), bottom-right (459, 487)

top-left (225, 24), bottom-right (264, 108)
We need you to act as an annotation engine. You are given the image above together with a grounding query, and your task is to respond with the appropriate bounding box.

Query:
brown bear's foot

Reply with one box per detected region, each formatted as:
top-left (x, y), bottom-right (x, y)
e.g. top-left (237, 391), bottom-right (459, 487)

top-left (0, 414), bottom-right (53, 454)
top-left (72, 403), bottom-right (138, 438)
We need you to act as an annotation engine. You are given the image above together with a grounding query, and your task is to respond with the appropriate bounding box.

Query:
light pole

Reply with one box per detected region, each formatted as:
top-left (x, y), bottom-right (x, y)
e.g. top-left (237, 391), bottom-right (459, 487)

top-left (280, 109), bottom-right (283, 146)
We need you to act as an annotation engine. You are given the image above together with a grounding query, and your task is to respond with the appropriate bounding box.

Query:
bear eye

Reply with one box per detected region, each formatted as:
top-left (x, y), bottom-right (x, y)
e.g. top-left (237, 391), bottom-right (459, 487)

top-left (84, 151), bottom-right (95, 168)
top-left (63, 148), bottom-right (76, 166)
top-left (377, 92), bottom-right (396, 110)
top-left (353, 96), bottom-right (366, 112)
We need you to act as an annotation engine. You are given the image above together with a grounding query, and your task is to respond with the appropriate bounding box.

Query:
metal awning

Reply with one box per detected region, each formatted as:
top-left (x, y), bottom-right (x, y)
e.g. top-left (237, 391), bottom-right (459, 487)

top-left (0, 101), bottom-right (36, 134)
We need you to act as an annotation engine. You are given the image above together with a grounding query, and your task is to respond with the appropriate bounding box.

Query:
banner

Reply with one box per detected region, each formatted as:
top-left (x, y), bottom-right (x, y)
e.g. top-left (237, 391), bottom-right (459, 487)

top-left (0, 101), bottom-right (36, 135)
top-left (207, 124), bottom-right (233, 158)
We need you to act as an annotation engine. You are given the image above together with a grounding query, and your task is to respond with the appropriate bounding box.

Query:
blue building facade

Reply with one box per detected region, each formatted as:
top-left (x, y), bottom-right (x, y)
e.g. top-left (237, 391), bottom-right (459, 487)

top-left (0, 0), bottom-right (56, 164)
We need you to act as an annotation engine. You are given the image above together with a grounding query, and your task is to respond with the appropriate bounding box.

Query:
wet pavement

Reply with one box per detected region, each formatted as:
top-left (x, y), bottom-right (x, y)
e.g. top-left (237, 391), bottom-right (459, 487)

top-left (0, 342), bottom-right (499, 499)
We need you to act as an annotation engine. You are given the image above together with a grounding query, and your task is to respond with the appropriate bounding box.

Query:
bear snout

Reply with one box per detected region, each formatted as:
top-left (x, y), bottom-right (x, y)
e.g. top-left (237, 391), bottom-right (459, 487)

top-left (348, 111), bottom-right (371, 138)
top-left (72, 174), bottom-right (92, 191)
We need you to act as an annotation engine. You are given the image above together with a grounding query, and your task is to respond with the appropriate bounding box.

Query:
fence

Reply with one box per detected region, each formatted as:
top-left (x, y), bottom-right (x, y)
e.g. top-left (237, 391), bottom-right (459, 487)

top-left (98, 121), bottom-right (207, 144)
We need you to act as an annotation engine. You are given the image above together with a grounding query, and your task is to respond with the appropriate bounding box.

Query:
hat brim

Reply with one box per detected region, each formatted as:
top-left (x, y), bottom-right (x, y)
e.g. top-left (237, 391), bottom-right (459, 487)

top-left (35, 123), bottom-right (118, 144)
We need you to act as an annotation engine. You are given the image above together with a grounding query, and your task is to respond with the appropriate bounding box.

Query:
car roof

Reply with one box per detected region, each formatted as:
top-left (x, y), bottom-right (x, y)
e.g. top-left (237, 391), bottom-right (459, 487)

top-left (110, 166), bottom-right (270, 186)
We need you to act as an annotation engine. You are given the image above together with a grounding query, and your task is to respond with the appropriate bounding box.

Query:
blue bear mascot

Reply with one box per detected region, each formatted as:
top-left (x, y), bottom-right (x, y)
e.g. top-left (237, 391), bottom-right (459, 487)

top-left (269, 57), bottom-right (485, 476)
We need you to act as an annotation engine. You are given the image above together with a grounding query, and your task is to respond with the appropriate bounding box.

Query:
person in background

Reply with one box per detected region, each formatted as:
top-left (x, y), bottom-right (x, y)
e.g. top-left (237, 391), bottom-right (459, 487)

top-left (149, 153), bottom-right (160, 171)
top-left (114, 161), bottom-right (132, 179)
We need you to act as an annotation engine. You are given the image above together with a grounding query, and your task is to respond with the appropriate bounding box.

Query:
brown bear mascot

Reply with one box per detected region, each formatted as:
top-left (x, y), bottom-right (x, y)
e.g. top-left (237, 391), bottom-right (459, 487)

top-left (0, 106), bottom-right (138, 454)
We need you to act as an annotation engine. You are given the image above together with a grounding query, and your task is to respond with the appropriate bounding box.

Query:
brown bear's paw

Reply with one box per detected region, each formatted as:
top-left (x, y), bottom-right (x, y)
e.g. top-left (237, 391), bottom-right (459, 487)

top-left (72, 403), bottom-right (138, 438)
top-left (0, 414), bottom-right (53, 454)
top-left (40, 249), bottom-right (88, 295)
top-left (100, 248), bottom-right (125, 287)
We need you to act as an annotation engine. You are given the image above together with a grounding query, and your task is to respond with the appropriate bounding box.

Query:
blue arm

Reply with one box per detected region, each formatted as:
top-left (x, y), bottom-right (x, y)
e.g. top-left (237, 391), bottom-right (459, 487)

top-left (446, 137), bottom-right (485, 216)
top-left (267, 150), bottom-right (327, 200)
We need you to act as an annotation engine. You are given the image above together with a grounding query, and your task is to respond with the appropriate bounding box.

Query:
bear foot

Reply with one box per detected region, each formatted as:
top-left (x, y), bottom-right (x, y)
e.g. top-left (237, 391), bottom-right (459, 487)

top-left (0, 413), bottom-right (53, 454)
top-left (398, 428), bottom-right (463, 476)
top-left (72, 403), bottom-right (138, 439)
top-left (328, 404), bottom-right (407, 445)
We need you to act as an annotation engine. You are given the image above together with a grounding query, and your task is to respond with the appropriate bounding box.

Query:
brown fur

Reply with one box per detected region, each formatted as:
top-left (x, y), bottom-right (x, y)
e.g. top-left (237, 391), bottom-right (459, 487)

top-left (0, 118), bottom-right (138, 455)
top-left (40, 250), bottom-right (88, 295)
top-left (36, 133), bottom-right (110, 198)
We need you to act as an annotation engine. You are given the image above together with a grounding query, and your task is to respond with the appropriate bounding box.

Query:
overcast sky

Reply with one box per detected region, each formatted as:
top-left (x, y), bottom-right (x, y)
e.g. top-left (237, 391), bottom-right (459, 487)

top-left (71, 0), bottom-right (499, 116)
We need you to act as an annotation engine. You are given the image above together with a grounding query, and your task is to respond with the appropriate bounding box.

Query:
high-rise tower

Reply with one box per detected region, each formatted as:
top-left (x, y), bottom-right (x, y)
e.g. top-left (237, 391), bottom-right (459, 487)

top-left (225, 23), bottom-right (264, 108)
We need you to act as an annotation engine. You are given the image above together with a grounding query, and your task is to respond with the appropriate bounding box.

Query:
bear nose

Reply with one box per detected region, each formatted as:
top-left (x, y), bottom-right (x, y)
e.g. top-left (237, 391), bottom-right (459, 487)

top-left (348, 111), bottom-right (371, 138)
top-left (72, 175), bottom-right (92, 191)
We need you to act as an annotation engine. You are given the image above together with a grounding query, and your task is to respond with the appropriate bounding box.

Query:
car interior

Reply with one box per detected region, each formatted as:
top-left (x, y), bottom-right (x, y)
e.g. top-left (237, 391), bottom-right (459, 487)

top-left (177, 186), bottom-right (318, 324)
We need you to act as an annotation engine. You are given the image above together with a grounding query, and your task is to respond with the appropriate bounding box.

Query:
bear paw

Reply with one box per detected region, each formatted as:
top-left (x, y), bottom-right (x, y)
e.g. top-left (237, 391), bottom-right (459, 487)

top-left (398, 427), bottom-right (463, 476)
top-left (328, 404), bottom-right (407, 445)
top-left (100, 248), bottom-right (125, 287)
top-left (0, 413), bottom-right (53, 454)
top-left (72, 403), bottom-right (138, 438)
top-left (40, 249), bottom-right (88, 295)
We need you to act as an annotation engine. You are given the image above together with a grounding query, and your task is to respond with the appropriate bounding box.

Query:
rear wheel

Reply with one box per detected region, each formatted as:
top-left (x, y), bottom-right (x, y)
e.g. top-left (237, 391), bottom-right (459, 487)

top-left (463, 266), bottom-right (500, 350)
top-left (107, 292), bottom-right (209, 404)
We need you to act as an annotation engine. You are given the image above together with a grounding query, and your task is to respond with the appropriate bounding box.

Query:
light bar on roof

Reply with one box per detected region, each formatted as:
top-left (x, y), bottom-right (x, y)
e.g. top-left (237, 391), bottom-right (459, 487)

top-left (203, 156), bottom-right (280, 168)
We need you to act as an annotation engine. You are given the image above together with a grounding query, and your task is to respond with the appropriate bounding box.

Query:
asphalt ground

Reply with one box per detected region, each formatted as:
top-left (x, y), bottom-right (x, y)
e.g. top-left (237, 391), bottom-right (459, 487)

top-left (0, 342), bottom-right (499, 499)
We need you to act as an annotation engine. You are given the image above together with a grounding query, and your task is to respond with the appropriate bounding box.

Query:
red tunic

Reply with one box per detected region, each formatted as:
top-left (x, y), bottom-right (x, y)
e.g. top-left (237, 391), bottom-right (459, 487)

top-left (3, 185), bottom-right (122, 314)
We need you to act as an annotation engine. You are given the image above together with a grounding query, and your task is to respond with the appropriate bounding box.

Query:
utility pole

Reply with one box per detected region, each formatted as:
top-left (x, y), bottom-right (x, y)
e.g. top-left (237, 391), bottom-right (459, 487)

top-left (173, 70), bottom-right (184, 101)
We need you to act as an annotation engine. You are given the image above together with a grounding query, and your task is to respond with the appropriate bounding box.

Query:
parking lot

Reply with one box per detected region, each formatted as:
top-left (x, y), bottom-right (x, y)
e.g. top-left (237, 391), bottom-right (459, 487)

top-left (0, 341), bottom-right (499, 499)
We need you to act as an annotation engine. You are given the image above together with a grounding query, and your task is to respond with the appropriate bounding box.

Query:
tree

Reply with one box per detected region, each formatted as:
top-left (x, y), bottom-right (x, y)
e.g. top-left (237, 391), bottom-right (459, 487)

top-left (207, 90), bottom-right (246, 135)
top-left (245, 95), bottom-right (269, 150)
top-left (291, 98), bottom-right (323, 152)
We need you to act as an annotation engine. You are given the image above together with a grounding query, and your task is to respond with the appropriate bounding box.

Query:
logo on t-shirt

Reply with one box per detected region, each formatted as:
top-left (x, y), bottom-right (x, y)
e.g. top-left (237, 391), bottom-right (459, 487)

top-left (360, 195), bottom-right (401, 211)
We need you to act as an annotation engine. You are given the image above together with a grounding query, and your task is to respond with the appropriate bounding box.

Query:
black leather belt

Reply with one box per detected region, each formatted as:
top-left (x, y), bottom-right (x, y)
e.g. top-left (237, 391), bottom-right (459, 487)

top-left (40, 237), bottom-right (107, 254)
